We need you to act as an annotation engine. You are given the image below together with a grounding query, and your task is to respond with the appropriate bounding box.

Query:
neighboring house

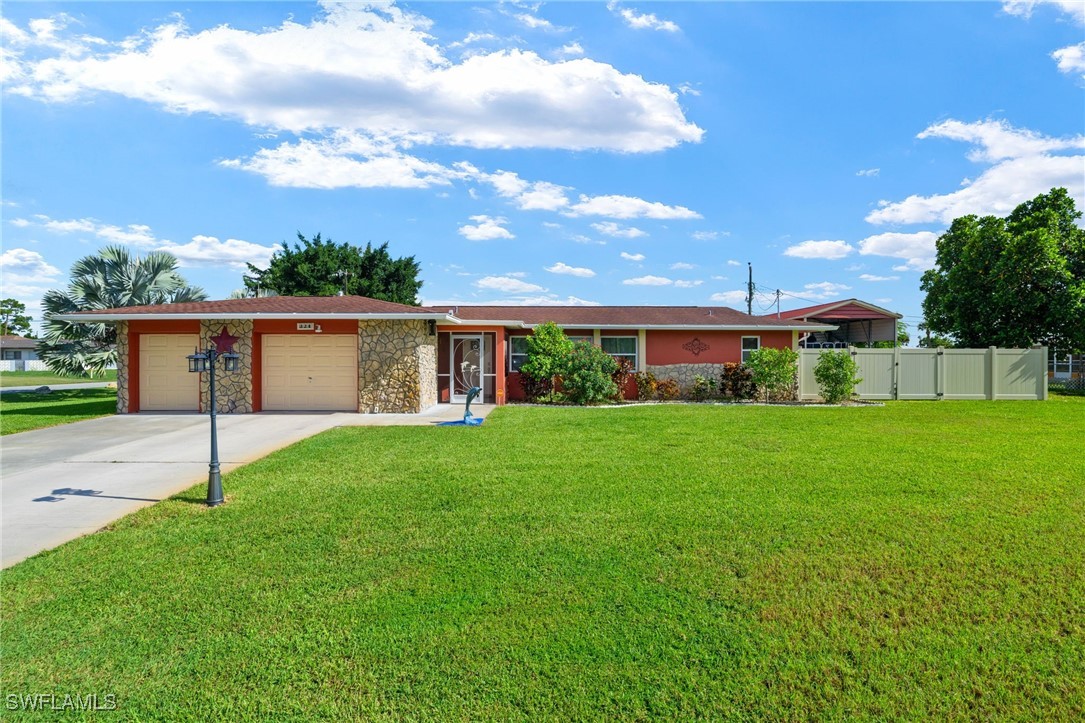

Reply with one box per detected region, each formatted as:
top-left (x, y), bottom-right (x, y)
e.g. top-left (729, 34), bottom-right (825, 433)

top-left (58, 296), bottom-right (837, 414)
top-left (768, 298), bottom-right (903, 347)
top-left (1049, 352), bottom-right (1083, 380)
top-left (0, 335), bottom-right (40, 370)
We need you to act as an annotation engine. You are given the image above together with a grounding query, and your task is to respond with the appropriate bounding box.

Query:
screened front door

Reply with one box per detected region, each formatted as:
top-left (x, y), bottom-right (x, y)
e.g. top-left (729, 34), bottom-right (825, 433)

top-left (451, 335), bottom-right (484, 402)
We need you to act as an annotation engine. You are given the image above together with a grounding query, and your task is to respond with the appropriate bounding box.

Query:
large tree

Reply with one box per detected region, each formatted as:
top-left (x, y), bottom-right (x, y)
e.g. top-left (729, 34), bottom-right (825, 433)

top-left (243, 233), bottom-right (422, 305)
top-left (0, 298), bottom-right (33, 337)
top-left (920, 188), bottom-right (1085, 352)
top-left (39, 247), bottom-right (207, 377)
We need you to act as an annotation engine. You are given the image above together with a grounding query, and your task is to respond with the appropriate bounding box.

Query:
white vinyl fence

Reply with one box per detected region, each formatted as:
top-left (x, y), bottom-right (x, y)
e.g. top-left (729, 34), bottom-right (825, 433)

top-left (0, 360), bottom-right (50, 372)
top-left (799, 347), bottom-right (1048, 401)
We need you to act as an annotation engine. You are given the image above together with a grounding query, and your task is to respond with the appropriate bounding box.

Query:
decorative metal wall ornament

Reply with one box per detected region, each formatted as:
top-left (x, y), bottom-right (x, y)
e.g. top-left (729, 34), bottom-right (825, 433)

top-left (682, 337), bottom-right (710, 356)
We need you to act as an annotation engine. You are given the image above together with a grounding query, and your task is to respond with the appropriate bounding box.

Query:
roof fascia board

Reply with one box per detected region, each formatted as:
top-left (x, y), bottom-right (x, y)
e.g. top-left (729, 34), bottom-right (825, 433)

top-left (519, 323), bottom-right (837, 331)
top-left (54, 312), bottom-right (458, 323)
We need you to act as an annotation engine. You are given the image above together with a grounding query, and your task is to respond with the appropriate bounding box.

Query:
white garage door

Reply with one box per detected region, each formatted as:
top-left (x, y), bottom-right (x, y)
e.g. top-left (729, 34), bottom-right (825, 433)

top-left (262, 335), bottom-right (358, 411)
top-left (140, 334), bottom-right (200, 411)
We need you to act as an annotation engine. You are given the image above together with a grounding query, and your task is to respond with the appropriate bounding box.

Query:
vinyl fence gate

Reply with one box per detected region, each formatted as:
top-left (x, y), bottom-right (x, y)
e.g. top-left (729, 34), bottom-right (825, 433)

top-left (798, 347), bottom-right (1049, 401)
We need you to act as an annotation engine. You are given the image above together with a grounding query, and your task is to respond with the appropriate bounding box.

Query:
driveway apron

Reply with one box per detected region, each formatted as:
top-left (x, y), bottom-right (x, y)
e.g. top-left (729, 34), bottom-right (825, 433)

top-left (1, 405), bottom-right (491, 568)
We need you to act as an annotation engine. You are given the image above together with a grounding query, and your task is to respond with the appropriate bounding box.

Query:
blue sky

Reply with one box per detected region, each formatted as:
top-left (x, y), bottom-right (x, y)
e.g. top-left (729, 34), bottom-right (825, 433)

top-left (2, 1), bottom-right (1083, 340)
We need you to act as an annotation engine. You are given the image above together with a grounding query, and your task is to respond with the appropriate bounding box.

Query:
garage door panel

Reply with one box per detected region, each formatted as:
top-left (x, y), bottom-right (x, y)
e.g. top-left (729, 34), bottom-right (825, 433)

top-left (139, 334), bottom-right (200, 411)
top-left (262, 335), bottom-right (357, 411)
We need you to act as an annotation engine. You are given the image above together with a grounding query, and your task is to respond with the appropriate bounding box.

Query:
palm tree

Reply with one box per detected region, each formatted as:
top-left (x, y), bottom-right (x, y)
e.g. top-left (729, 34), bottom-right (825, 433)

top-left (38, 246), bottom-right (207, 377)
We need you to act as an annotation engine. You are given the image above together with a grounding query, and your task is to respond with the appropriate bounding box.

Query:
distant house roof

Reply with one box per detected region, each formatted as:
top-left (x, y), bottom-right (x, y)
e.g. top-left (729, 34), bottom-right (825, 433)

top-left (770, 298), bottom-right (902, 321)
top-left (0, 335), bottom-right (37, 349)
top-left (55, 297), bottom-right (836, 332)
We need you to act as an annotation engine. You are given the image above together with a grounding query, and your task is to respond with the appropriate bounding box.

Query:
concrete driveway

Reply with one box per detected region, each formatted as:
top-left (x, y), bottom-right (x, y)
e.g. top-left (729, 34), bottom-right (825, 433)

top-left (1, 405), bottom-right (492, 568)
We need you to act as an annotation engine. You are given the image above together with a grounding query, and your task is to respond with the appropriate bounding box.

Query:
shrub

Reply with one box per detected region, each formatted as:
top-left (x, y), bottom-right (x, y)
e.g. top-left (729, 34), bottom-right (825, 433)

top-left (562, 341), bottom-right (619, 405)
top-left (813, 350), bottom-right (863, 403)
top-left (518, 370), bottom-right (552, 403)
top-left (690, 375), bottom-right (718, 402)
top-left (611, 357), bottom-right (636, 401)
top-left (746, 347), bottom-right (799, 402)
top-left (634, 370), bottom-right (658, 400)
top-left (656, 378), bottom-right (681, 401)
top-left (520, 321), bottom-right (573, 403)
top-left (719, 362), bottom-right (757, 400)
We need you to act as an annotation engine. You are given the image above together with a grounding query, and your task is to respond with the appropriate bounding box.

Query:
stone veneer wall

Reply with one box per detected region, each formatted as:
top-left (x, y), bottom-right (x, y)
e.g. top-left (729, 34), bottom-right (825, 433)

top-left (199, 319), bottom-right (254, 414)
top-left (358, 319), bottom-right (437, 413)
top-left (647, 363), bottom-right (728, 394)
top-left (115, 320), bottom-right (130, 413)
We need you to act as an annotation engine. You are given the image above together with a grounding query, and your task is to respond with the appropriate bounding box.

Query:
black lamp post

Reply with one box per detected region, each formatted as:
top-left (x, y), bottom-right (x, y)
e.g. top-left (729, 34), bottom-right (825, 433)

top-left (187, 328), bottom-right (240, 507)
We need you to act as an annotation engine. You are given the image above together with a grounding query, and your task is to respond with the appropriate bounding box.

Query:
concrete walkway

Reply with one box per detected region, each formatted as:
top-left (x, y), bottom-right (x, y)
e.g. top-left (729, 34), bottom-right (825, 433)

top-left (1, 405), bottom-right (493, 568)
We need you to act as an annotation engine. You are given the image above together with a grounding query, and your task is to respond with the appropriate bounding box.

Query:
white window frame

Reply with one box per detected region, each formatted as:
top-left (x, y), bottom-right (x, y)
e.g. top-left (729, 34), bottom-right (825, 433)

top-left (741, 336), bottom-right (760, 364)
top-left (600, 336), bottom-right (638, 367)
top-left (508, 336), bottom-right (529, 373)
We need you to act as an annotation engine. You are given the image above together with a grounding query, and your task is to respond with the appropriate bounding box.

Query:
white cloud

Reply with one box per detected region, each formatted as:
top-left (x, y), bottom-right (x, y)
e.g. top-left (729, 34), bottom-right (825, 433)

top-left (620, 252), bottom-right (645, 262)
top-left (674, 279), bottom-right (703, 288)
top-left (458, 215), bottom-right (514, 241)
top-left (857, 231), bottom-right (940, 272)
top-left (591, 221), bottom-right (646, 238)
top-left (20, 214), bottom-right (159, 246)
top-left (710, 290), bottom-right (748, 305)
top-left (856, 168), bottom-right (880, 177)
top-left (513, 13), bottom-right (566, 31)
top-left (867, 119), bottom-right (1085, 225)
top-left (157, 235), bottom-right (277, 270)
top-left (544, 262), bottom-right (596, 278)
top-left (0, 248), bottom-right (62, 284)
top-left (783, 240), bottom-right (855, 260)
top-left (222, 133), bottom-right (465, 189)
top-left (448, 32), bottom-right (498, 48)
top-left (8, 218), bottom-right (30, 227)
top-left (858, 273), bottom-right (900, 282)
top-left (691, 230), bottom-right (728, 240)
top-left (481, 169), bottom-right (571, 211)
top-left (623, 275), bottom-right (672, 286)
top-left (475, 275), bottom-right (546, 293)
top-left (678, 82), bottom-right (701, 96)
top-left (1052, 42), bottom-right (1085, 76)
top-left (609, 2), bottom-right (681, 32)
top-left (785, 282), bottom-right (852, 300)
top-left (557, 42), bottom-right (584, 58)
top-left (1002, 0), bottom-right (1085, 23)
top-left (567, 194), bottom-right (702, 219)
top-left (670, 262), bottom-right (695, 270)
top-left (710, 275), bottom-right (727, 281)
top-left (916, 119), bottom-right (1084, 163)
top-left (726, 259), bottom-right (741, 266)
top-left (5, 5), bottom-right (702, 154)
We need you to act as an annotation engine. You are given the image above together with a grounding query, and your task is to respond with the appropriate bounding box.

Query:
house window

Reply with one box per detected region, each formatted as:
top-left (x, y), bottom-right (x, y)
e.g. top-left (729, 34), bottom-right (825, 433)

top-left (601, 336), bottom-right (637, 366)
top-left (2, 350), bottom-right (22, 361)
top-left (741, 336), bottom-right (760, 363)
top-left (509, 336), bottom-right (529, 372)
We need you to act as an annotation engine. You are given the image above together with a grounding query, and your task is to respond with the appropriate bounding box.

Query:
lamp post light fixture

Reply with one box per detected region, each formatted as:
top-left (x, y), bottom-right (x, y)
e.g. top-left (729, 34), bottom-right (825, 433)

top-left (187, 327), bottom-right (241, 507)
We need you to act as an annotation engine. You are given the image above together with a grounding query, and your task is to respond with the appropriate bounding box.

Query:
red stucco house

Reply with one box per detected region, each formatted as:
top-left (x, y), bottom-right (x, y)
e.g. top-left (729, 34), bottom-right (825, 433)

top-left (59, 296), bottom-right (835, 414)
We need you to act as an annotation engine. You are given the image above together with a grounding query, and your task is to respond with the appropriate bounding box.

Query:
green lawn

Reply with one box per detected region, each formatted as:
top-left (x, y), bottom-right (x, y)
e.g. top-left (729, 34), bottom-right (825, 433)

top-left (2, 400), bottom-right (1083, 719)
top-left (0, 369), bottom-right (117, 388)
top-left (0, 388), bottom-right (117, 435)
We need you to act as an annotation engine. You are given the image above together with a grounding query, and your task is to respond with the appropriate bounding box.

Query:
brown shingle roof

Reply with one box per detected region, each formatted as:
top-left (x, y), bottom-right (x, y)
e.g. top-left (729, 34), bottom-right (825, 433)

top-left (0, 335), bottom-right (38, 348)
top-left (434, 305), bottom-right (828, 328)
top-left (67, 295), bottom-right (443, 317)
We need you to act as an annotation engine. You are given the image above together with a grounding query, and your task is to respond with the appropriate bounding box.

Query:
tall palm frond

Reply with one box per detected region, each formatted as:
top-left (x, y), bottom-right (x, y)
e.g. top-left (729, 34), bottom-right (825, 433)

top-left (37, 247), bottom-right (207, 377)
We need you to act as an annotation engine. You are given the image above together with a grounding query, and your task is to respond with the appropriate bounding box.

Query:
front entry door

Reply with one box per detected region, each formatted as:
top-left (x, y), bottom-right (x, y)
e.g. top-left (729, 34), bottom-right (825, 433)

top-left (451, 335), bottom-right (484, 403)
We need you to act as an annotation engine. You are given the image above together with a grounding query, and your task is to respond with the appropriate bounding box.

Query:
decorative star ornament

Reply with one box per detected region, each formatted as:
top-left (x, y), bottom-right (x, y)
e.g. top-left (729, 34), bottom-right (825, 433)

top-left (210, 327), bottom-right (239, 353)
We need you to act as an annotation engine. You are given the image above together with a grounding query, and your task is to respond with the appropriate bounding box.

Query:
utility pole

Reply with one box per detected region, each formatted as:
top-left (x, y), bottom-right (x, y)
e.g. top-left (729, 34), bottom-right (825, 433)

top-left (746, 263), bottom-right (754, 316)
top-left (775, 289), bottom-right (781, 319)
